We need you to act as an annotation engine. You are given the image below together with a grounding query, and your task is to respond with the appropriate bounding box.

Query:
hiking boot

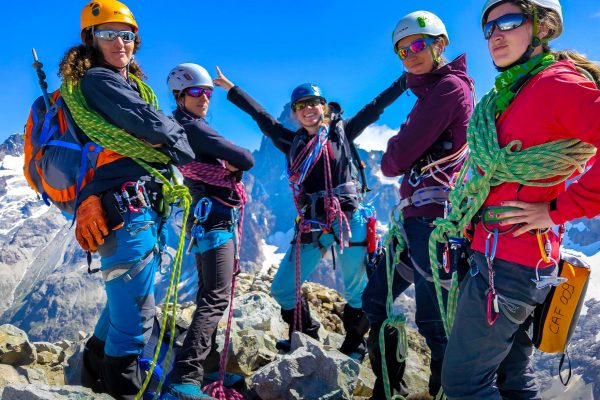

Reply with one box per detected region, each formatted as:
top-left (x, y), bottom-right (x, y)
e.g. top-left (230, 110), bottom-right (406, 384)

top-left (81, 335), bottom-right (105, 393)
top-left (280, 297), bottom-right (320, 342)
top-left (339, 304), bottom-right (369, 362)
top-left (163, 383), bottom-right (217, 400)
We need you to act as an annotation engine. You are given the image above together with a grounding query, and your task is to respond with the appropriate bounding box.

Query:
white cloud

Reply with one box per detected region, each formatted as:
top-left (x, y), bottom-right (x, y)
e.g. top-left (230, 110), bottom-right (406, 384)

top-left (354, 124), bottom-right (398, 152)
top-left (593, 11), bottom-right (600, 18)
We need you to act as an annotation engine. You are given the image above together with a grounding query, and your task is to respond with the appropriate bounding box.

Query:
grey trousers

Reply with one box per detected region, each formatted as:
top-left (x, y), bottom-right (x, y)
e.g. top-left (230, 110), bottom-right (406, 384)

top-left (442, 252), bottom-right (555, 400)
top-left (169, 238), bottom-right (235, 385)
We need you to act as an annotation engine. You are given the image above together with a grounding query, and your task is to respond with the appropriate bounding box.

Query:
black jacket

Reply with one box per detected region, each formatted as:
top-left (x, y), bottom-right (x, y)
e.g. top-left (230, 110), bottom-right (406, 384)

top-left (227, 77), bottom-right (406, 216)
top-left (174, 107), bottom-right (254, 209)
top-left (77, 66), bottom-right (195, 202)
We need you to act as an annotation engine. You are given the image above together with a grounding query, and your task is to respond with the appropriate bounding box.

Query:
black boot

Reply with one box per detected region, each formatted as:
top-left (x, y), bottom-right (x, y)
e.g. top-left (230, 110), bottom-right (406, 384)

top-left (81, 335), bottom-right (105, 393)
top-left (367, 322), bottom-right (409, 400)
top-left (299, 297), bottom-right (321, 340)
top-left (339, 304), bottom-right (370, 361)
top-left (101, 354), bottom-right (145, 400)
top-left (277, 297), bottom-right (320, 351)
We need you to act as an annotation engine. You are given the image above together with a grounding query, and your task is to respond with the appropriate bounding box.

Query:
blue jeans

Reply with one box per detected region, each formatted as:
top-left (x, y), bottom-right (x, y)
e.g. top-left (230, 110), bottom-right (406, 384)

top-left (93, 207), bottom-right (165, 357)
top-left (362, 216), bottom-right (450, 395)
top-left (442, 252), bottom-right (556, 400)
top-left (271, 210), bottom-right (368, 310)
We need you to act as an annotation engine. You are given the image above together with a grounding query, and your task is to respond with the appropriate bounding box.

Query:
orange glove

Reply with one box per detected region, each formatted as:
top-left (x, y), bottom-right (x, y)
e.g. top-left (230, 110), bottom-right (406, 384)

top-left (75, 195), bottom-right (109, 252)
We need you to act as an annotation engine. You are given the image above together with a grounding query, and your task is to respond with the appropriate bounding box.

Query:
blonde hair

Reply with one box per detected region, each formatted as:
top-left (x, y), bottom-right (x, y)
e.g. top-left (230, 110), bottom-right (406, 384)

top-left (59, 28), bottom-right (145, 84)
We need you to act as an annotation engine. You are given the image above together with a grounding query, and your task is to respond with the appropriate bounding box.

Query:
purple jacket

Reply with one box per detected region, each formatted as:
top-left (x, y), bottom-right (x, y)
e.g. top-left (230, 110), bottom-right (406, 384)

top-left (381, 54), bottom-right (474, 219)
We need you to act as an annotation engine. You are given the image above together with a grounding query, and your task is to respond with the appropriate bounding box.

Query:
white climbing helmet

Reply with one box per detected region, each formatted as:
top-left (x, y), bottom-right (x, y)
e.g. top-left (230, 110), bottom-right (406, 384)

top-left (167, 63), bottom-right (214, 91)
top-left (481, 0), bottom-right (563, 28)
top-left (392, 11), bottom-right (449, 53)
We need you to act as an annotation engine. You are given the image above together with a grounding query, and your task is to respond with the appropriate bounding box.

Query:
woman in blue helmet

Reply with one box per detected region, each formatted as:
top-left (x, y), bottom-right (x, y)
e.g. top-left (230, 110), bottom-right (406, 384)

top-left (163, 63), bottom-right (254, 399)
top-left (213, 66), bottom-right (407, 359)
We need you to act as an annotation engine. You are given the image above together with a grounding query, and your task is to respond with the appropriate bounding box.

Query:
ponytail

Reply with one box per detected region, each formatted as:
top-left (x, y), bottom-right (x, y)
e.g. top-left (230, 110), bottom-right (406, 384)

top-left (551, 49), bottom-right (600, 88)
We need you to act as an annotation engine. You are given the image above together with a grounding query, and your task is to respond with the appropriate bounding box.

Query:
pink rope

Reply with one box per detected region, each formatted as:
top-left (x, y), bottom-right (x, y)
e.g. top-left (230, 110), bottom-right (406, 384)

top-left (286, 127), bottom-right (351, 335)
top-left (179, 161), bottom-right (246, 399)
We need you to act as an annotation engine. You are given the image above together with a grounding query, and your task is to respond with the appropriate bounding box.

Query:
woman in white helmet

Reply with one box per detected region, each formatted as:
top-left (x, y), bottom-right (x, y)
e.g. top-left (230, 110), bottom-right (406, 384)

top-left (437, 1), bottom-right (600, 398)
top-left (361, 10), bottom-right (474, 399)
top-left (164, 63), bottom-right (254, 399)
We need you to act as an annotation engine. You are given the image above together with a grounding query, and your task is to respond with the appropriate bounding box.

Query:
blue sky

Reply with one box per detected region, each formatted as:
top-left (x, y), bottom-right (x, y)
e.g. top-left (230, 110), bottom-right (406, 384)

top-left (2, 0), bottom-right (599, 151)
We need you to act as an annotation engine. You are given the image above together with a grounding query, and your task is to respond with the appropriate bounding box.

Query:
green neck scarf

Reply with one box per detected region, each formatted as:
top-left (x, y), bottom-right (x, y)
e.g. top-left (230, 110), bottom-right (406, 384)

top-left (494, 52), bottom-right (556, 114)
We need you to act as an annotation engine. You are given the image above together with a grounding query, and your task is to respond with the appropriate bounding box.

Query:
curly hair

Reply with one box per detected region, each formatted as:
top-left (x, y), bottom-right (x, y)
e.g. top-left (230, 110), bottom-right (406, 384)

top-left (59, 27), bottom-right (145, 84)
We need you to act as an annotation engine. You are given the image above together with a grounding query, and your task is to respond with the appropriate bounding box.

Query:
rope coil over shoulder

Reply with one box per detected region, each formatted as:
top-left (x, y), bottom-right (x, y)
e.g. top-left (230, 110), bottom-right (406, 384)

top-left (428, 87), bottom-right (596, 338)
top-left (61, 76), bottom-right (192, 400)
top-left (288, 125), bottom-right (352, 333)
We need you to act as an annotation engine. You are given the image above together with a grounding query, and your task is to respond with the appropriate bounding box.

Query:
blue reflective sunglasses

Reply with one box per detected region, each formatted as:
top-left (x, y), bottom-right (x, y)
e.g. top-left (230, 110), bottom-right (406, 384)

top-left (483, 13), bottom-right (529, 40)
top-left (94, 30), bottom-right (136, 43)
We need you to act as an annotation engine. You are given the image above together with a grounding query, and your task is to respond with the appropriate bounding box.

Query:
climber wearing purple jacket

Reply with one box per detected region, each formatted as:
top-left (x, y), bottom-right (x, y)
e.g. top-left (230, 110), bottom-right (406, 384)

top-left (362, 11), bottom-right (474, 399)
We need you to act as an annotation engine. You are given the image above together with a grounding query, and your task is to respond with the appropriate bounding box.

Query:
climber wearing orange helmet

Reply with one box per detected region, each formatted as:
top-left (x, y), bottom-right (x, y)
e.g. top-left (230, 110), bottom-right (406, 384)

top-left (58, 1), bottom-right (194, 399)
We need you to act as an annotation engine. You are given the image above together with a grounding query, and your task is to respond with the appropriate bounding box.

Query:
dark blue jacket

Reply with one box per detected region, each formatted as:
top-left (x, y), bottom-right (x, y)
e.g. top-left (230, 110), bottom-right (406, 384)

top-left (77, 66), bottom-right (194, 202)
top-left (173, 107), bottom-right (254, 207)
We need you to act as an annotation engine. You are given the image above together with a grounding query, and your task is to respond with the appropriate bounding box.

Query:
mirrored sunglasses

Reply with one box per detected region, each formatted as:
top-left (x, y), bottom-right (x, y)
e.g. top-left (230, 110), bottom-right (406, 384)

top-left (292, 98), bottom-right (324, 111)
top-left (185, 87), bottom-right (213, 99)
top-left (395, 37), bottom-right (436, 60)
top-left (483, 13), bottom-right (528, 40)
top-left (94, 30), bottom-right (136, 43)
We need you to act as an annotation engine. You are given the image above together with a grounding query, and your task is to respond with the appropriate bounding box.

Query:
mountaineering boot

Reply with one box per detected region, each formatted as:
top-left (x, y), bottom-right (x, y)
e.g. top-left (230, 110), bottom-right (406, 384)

top-left (276, 297), bottom-right (321, 352)
top-left (81, 335), bottom-right (105, 393)
top-left (100, 354), bottom-right (145, 400)
top-left (300, 296), bottom-right (321, 340)
top-left (339, 304), bottom-right (370, 361)
top-left (367, 322), bottom-right (409, 400)
top-left (163, 383), bottom-right (218, 400)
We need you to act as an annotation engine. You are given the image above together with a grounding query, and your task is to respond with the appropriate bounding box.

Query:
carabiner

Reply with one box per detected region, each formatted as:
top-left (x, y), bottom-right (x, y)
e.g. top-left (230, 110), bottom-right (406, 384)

top-left (193, 197), bottom-right (212, 223)
top-left (121, 181), bottom-right (141, 213)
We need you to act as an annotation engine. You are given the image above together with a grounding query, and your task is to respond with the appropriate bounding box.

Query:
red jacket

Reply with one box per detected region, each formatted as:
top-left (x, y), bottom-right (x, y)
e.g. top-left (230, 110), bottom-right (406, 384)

top-left (471, 60), bottom-right (600, 267)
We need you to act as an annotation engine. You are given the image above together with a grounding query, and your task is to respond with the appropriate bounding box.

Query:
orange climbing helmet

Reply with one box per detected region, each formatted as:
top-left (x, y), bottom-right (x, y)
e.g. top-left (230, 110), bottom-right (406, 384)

top-left (80, 0), bottom-right (138, 41)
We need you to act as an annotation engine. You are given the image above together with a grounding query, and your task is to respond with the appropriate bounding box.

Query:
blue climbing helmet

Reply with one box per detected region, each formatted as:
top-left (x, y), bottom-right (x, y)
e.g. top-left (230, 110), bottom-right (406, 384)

top-left (290, 83), bottom-right (326, 107)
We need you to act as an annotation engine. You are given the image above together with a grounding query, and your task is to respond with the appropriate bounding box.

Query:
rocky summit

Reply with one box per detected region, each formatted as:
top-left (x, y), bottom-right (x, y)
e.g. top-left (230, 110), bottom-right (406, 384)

top-left (0, 267), bottom-right (432, 399)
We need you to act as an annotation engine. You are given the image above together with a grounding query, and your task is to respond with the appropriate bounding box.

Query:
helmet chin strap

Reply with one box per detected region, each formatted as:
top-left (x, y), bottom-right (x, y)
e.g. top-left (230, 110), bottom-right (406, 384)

top-left (494, 8), bottom-right (545, 72)
top-left (428, 36), bottom-right (443, 72)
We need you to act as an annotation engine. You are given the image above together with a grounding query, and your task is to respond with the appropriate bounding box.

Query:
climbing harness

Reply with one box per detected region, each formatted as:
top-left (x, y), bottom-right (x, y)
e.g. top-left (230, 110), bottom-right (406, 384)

top-left (61, 79), bottom-right (192, 400)
top-left (287, 124), bottom-right (352, 333)
top-left (427, 83), bottom-right (596, 338)
top-left (177, 160), bottom-right (247, 400)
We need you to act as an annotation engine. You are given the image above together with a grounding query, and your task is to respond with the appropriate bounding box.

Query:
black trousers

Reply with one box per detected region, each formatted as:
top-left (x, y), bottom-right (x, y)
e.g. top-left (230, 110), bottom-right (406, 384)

top-left (169, 238), bottom-right (235, 385)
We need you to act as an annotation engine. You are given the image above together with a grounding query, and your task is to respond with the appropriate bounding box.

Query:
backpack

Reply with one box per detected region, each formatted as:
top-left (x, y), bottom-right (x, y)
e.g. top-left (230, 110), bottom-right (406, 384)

top-left (23, 89), bottom-right (124, 217)
top-left (532, 250), bottom-right (591, 385)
